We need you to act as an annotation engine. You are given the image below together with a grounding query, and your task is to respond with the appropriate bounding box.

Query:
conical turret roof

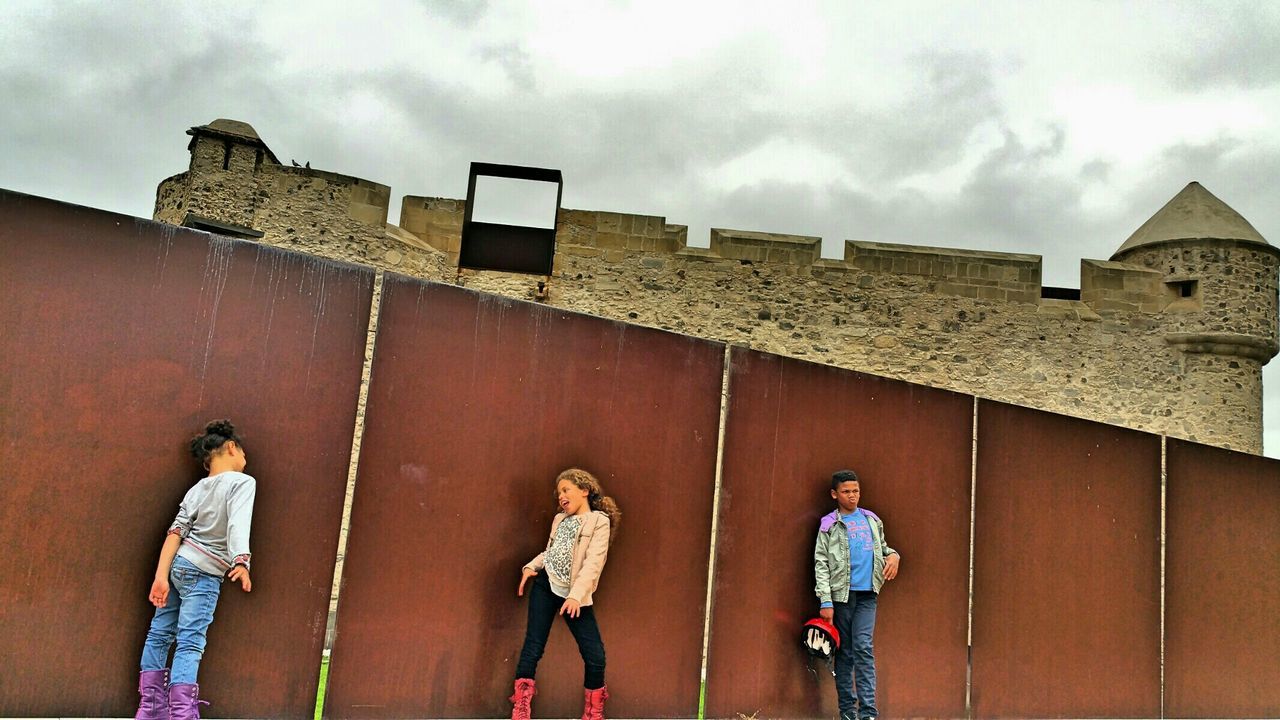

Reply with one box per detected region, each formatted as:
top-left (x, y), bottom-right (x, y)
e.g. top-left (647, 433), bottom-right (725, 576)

top-left (1113, 182), bottom-right (1268, 259)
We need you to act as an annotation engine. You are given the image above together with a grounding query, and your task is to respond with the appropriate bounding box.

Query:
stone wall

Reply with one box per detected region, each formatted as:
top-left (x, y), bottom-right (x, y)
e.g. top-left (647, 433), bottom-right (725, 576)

top-left (423, 203), bottom-right (1275, 453)
top-left (248, 167), bottom-right (444, 278)
top-left (154, 172), bottom-right (188, 226)
top-left (186, 137), bottom-right (262, 228)
top-left (155, 145), bottom-right (450, 281)
top-left (1116, 240), bottom-right (1280, 344)
top-left (153, 132), bottom-right (1278, 454)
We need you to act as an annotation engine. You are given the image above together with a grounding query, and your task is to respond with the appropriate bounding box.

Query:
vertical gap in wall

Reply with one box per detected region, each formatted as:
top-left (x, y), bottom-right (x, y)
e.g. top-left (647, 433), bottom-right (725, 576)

top-left (966, 395), bottom-right (978, 719)
top-left (314, 268), bottom-right (384, 720)
top-left (697, 344), bottom-right (733, 720)
top-left (1160, 434), bottom-right (1167, 720)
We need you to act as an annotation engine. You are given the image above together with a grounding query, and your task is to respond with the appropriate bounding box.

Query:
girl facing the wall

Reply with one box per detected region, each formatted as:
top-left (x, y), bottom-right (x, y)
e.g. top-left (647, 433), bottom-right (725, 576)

top-left (133, 419), bottom-right (256, 720)
top-left (510, 468), bottom-right (621, 720)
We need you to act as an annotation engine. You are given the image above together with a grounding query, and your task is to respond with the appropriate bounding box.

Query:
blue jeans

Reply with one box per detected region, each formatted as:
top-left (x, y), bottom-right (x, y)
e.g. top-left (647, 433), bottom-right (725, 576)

top-left (140, 555), bottom-right (222, 684)
top-left (833, 591), bottom-right (878, 720)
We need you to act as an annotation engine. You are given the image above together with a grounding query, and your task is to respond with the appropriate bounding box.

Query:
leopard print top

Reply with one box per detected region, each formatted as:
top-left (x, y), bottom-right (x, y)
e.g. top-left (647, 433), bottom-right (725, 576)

top-left (545, 515), bottom-right (581, 589)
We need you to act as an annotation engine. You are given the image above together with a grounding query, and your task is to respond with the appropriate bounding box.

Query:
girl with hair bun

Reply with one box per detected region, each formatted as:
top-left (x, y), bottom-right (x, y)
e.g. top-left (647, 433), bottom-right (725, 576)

top-left (132, 419), bottom-right (257, 720)
top-left (509, 468), bottom-right (621, 720)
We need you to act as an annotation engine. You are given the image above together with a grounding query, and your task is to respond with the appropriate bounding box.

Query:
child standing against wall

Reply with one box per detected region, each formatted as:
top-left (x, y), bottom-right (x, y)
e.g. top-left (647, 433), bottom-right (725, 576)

top-left (814, 469), bottom-right (900, 720)
top-left (133, 420), bottom-right (256, 720)
top-left (510, 468), bottom-right (621, 720)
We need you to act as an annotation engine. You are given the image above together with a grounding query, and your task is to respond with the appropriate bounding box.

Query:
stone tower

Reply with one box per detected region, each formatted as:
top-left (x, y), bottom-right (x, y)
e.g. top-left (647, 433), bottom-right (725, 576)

top-left (156, 119), bottom-right (394, 254)
top-left (1110, 181), bottom-right (1280, 449)
top-left (154, 119), bottom-right (281, 237)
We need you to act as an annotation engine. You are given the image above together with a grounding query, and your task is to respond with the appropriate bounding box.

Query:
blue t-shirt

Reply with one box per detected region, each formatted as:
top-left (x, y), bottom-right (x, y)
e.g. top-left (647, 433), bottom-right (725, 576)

top-left (843, 510), bottom-right (874, 592)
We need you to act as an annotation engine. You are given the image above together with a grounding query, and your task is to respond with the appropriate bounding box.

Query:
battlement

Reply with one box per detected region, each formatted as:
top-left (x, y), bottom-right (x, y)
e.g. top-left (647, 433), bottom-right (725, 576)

top-left (1080, 259), bottom-right (1167, 313)
top-left (270, 166), bottom-right (391, 227)
top-left (154, 118), bottom-right (1280, 454)
top-left (177, 118), bottom-right (1275, 319)
top-left (403, 199), bottom-right (1226, 309)
top-left (404, 198), bottom-right (1126, 304)
top-left (841, 240), bottom-right (1042, 303)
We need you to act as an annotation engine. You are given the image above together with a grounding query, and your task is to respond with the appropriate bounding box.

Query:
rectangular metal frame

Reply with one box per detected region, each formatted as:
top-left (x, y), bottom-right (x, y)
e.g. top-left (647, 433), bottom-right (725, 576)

top-left (459, 162), bottom-right (563, 275)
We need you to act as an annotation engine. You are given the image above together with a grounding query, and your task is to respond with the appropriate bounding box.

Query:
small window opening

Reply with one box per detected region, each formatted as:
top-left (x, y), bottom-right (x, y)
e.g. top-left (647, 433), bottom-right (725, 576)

top-left (222, 141), bottom-right (233, 170)
top-left (255, 149), bottom-right (263, 169)
top-left (1168, 279), bottom-right (1198, 299)
top-left (1041, 286), bottom-right (1080, 300)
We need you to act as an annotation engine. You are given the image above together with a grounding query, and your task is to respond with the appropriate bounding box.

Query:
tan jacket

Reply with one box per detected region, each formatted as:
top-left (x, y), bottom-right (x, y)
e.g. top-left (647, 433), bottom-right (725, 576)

top-left (524, 510), bottom-right (612, 606)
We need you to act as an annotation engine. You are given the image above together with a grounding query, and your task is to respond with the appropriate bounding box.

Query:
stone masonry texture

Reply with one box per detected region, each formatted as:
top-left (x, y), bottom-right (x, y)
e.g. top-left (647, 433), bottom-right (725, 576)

top-left (156, 120), bottom-right (1280, 455)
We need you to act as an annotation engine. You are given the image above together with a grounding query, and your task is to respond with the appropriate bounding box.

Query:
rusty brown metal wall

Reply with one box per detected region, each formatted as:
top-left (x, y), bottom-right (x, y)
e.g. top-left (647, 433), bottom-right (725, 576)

top-left (0, 190), bottom-right (372, 718)
top-left (971, 400), bottom-right (1161, 718)
top-left (705, 349), bottom-right (973, 719)
top-left (324, 278), bottom-right (725, 719)
top-left (1165, 439), bottom-right (1280, 717)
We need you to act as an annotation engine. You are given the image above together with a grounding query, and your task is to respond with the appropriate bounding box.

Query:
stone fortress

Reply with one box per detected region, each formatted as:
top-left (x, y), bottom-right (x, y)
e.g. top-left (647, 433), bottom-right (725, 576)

top-left (155, 119), bottom-right (1280, 453)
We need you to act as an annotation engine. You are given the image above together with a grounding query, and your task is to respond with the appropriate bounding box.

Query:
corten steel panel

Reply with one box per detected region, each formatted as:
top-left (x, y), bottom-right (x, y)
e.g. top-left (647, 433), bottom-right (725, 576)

top-left (705, 349), bottom-right (972, 719)
top-left (0, 190), bottom-right (372, 718)
top-left (1165, 440), bottom-right (1280, 717)
top-left (971, 401), bottom-right (1161, 718)
top-left (325, 278), bottom-right (724, 719)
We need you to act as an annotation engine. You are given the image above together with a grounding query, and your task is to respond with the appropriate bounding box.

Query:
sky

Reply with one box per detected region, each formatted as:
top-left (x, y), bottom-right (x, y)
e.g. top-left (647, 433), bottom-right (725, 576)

top-left (3, 0), bottom-right (1280, 453)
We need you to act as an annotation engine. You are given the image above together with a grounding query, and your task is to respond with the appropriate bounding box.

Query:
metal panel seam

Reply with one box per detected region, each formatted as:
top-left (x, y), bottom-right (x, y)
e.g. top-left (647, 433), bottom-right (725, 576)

top-left (1159, 433), bottom-right (1167, 720)
top-left (966, 395), bottom-right (978, 720)
top-left (319, 269), bottom-right (386, 719)
top-left (697, 344), bottom-right (733, 720)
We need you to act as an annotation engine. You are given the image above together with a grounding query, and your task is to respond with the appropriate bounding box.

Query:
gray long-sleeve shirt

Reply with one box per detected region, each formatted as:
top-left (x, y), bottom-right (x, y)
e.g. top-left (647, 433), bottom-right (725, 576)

top-left (168, 470), bottom-right (256, 577)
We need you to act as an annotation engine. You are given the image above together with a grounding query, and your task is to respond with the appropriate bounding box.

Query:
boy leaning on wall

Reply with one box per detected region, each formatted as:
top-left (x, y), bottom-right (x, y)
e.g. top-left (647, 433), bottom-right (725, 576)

top-left (814, 469), bottom-right (900, 720)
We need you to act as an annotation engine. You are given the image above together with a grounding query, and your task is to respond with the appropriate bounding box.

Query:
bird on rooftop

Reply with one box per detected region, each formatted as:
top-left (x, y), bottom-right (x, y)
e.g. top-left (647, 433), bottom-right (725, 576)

top-left (291, 159), bottom-right (301, 167)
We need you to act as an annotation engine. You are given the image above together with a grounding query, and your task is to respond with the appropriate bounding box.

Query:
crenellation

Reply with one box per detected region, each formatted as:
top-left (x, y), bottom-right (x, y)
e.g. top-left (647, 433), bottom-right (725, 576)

top-left (153, 119), bottom-right (1280, 454)
top-left (710, 228), bottom-right (822, 266)
top-left (399, 195), bottom-right (464, 256)
top-left (154, 172), bottom-right (189, 226)
top-left (842, 240), bottom-right (1043, 303)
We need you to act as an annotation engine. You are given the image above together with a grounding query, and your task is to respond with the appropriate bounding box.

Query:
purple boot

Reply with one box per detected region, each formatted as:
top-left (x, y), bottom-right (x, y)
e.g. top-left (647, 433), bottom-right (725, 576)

top-left (168, 683), bottom-right (209, 720)
top-left (134, 670), bottom-right (169, 720)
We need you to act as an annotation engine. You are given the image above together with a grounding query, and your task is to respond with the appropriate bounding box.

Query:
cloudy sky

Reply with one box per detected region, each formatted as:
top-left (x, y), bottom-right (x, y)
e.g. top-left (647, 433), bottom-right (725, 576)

top-left (4, 1), bottom-right (1280, 453)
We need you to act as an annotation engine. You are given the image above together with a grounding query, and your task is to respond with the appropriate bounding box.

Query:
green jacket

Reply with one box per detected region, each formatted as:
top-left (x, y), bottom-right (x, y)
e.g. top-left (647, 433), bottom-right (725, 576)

top-left (814, 508), bottom-right (898, 604)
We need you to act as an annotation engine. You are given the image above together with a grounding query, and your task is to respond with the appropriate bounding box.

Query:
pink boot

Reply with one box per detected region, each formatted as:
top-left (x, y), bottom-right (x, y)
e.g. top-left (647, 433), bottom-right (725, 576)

top-left (167, 683), bottom-right (209, 720)
top-left (580, 685), bottom-right (609, 720)
top-left (509, 678), bottom-right (536, 720)
top-left (133, 670), bottom-right (169, 720)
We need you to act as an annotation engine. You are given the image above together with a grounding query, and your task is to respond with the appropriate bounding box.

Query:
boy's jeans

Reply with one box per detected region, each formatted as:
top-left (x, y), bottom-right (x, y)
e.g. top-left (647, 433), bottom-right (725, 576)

top-left (833, 591), bottom-right (878, 720)
top-left (140, 555), bottom-right (222, 684)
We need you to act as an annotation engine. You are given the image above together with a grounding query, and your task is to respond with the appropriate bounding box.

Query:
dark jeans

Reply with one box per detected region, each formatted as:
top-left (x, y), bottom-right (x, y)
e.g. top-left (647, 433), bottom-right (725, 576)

top-left (833, 591), bottom-right (878, 720)
top-left (515, 573), bottom-right (607, 689)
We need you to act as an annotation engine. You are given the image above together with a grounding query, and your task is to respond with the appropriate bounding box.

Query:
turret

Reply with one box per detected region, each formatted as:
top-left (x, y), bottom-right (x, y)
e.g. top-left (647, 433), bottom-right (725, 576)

top-left (1111, 181), bottom-right (1279, 449)
top-left (154, 119), bottom-right (279, 237)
